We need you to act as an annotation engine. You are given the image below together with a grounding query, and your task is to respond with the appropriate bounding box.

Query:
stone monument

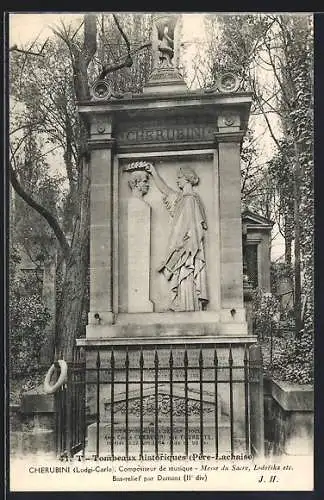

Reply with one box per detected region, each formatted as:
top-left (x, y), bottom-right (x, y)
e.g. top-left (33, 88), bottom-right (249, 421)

top-left (77, 13), bottom-right (264, 456)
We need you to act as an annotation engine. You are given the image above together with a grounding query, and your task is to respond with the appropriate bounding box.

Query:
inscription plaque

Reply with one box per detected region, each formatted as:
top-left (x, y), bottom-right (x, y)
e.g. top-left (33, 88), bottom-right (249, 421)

top-left (116, 119), bottom-right (217, 145)
top-left (86, 420), bottom-right (248, 456)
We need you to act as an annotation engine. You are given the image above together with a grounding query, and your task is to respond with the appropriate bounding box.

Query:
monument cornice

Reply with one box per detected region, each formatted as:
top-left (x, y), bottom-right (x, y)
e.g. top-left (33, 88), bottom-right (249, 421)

top-left (215, 130), bottom-right (245, 143)
top-left (77, 91), bottom-right (253, 114)
top-left (116, 140), bottom-right (216, 154)
top-left (76, 335), bottom-right (257, 347)
top-left (117, 149), bottom-right (215, 161)
top-left (245, 224), bottom-right (274, 231)
top-left (88, 138), bottom-right (116, 150)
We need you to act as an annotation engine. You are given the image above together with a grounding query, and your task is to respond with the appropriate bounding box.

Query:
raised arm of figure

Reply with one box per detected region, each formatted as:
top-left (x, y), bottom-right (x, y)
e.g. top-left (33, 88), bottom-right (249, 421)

top-left (146, 163), bottom-right (174, 197)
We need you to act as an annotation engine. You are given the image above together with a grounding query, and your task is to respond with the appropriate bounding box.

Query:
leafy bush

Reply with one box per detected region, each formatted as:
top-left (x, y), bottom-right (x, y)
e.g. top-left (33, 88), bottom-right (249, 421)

top-left (261, 331), bottom-right (313, 385)
top-left (9, 270), bottom-right (51, 379)
top-left (252, 288), bottom-right (313, 385)
top-left (270, 261), bottom-right (293, 294)
top-left (252, 288), bottom-right (281, 340)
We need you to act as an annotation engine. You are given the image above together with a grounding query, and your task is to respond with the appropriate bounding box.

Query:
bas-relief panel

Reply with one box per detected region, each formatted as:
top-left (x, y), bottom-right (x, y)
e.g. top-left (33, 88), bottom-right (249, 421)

top-left (118, 157), bottom-right (218, 313)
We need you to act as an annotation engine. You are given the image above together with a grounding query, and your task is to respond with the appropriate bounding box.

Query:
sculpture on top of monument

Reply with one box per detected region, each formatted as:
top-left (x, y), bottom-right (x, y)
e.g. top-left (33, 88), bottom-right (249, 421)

top-left (144, 14), bottom-right (187, 94)
top-left (146, 163), bottom-right (208, 312)
top-left (151, 14), bottom-right (180, 70)
top-left (158, 24), bottom-right (174, 67)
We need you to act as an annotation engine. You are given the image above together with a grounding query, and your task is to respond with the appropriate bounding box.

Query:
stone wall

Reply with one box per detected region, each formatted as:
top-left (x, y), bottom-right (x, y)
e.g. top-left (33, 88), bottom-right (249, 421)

top-left (10, 388), bottom-right (56, 457)
top-left (264, 377), bottom-right (313, 456)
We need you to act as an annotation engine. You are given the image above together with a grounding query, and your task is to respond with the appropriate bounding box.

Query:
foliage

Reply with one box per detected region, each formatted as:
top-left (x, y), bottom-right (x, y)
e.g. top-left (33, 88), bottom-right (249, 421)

top-left (264, 16), bottom-right (313, 337)
top-left (266, 142), bottom-right (294, 263)
top-left (201, 14), bottom-right (313, 383)
top-left (196, 14), bottom-right (277, 215)
top-left (260, 16), bottom-right (313, 336)
top-left (9, 249), bottom-right (51, 378)
top-left (253, 281), bottom-right (313, 385)
top-left (10, 371), bottom-right (47, 405)
top-left (204, 14), bottom-right (272, 89)
top-left (270, 261), bottom-right (293, 295)
top-left (261, 331), bottom-right (313, 385)
top-left (252, 288), bottom-right (281, 340)
top-left (12, 172), bottom-right (63, 270)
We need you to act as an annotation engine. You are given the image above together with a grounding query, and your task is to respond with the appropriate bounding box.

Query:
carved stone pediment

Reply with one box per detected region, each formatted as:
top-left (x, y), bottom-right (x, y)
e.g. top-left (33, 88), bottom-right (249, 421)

top-left (242, 209), bottom-right (274, 230)
top-left (103, 384), bottom-right (225, 422)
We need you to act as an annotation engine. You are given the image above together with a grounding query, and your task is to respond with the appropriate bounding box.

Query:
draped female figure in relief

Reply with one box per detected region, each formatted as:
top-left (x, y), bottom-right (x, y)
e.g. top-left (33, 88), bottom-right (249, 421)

top-left (146, 164), bottom-right (208, 312)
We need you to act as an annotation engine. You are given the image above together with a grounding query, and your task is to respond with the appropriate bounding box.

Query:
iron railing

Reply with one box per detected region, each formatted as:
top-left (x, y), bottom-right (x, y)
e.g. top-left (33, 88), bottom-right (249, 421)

top-left (55, 348), bottom-right (86, 457)
top-left (55, 343), bottom-right (263, 459)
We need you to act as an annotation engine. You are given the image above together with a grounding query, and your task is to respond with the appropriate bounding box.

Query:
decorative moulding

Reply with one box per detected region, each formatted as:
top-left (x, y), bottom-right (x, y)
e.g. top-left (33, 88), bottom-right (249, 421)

top-left (218, 112), bottom-right (240, 129)
top-left (217, 72), bottom-right (241, 93)
top-left (204, 72), bottom-right (241, 95)
top-left (91, 80), bottom-right (113, 101)
top-left (95, 116), bottom-right (106, 134)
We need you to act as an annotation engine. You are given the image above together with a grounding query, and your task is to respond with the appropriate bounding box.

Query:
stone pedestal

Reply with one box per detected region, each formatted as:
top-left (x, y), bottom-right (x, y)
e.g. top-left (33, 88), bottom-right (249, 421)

top-left (10, 387), bottom-right (56, 457)
top-left (264, 378), bottom-right (313, 456)
top-left (127, 197), bottom-right (153, 313)
top-left (143, 66), bottom-right (188, 95)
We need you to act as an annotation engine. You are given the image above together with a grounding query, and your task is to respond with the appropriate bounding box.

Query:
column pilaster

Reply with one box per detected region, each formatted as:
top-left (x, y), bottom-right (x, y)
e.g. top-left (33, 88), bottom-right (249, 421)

top-left (216, 114), bottom-right (245, 316)
top-left (87, 113), bottom-right (115, 329)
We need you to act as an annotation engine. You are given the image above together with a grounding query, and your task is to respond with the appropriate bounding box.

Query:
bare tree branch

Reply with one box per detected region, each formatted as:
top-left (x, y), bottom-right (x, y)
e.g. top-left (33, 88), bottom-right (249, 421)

top-left (252, 81), bottom-right (282, 152)
top-left (9, 46), bottom-right (45, 57)
top-left (10, 121), bottom-right (44, 136)
top-left (83, 15), bottom-right (97, 65)
top-left (71, 21), bottom-right (84, 41)
top-left (99, 42), bottom-right (151, 79)
top-left (112, 14), bottom-right (130, 52)
top-left (10, 164), bottom-right (71, 261)
top-left (98, 15), bottom-right (151, 80)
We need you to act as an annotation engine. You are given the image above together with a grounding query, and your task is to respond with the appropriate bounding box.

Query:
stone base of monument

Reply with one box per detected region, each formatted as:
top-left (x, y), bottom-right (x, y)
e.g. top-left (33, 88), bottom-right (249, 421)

top-left (85, 311), bottom-right (249, 338)
top-left (85, 419), bottom-right (246, 457)
top-left (80, 342), bottom-right (259, 457)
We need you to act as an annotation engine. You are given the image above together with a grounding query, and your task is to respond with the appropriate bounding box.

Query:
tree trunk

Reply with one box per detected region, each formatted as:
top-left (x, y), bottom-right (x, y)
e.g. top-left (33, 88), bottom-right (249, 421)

top-left (56, 251), bottom-right (87, 361)
top-left (39, 259), bottom-right (57, 365)
top-left (284, 215), bottom-right (293, 266)
top-left (56, 157), bottom-right (90, 362)
top-left (285, 238), bottom-right (292, 266)
top-left (293, 156), bottom-right (302, 337)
